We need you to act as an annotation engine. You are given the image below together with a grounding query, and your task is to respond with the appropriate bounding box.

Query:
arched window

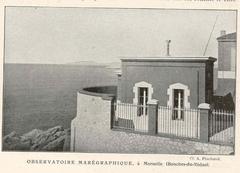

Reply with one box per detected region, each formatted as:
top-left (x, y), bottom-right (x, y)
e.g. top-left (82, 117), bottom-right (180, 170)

top-left (133, 81), bottom-right (153, 116)
top-left (133, 81), bottom-right (153, 104)
top-left (167, 83), bottom-right (190, 120)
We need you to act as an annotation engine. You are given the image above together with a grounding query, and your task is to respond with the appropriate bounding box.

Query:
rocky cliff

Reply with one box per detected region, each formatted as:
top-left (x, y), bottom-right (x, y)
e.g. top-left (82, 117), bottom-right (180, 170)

top-left (3, 126), bottom-right (70, 151)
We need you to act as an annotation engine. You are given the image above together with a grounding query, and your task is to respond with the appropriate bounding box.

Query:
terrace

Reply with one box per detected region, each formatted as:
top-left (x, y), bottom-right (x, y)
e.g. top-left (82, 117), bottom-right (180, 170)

top-left (75, 85), bottom-right (235, 146)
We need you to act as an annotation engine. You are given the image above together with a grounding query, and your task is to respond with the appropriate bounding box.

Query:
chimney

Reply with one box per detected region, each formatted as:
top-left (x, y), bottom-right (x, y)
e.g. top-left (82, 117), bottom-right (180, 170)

top-left (166, 40), bottom-right (171, 56)
top-left (220, 30), bottom-right (226, 36)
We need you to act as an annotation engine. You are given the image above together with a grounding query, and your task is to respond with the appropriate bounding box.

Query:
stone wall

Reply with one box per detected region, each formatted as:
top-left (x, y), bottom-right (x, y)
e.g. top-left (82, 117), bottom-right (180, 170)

top-left (71, 91), bottom-right (233, 154)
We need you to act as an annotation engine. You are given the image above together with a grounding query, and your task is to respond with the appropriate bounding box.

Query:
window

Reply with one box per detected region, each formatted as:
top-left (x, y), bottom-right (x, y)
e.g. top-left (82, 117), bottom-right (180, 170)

top-left (138, 87), bottom-right (148, 116)
top-left (167, 83), bottom-right (190, 121)
top-left (172, 89), bottom-right (184, 120)
top-left (231, 47), bottom-right (236, 71)
top-left (133, 81), bottom-right (153, 116)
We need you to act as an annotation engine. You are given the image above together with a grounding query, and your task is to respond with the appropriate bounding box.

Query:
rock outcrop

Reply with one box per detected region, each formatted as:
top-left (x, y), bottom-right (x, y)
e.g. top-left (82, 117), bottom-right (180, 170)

top-left (3, 126), bottom-right (70, 151)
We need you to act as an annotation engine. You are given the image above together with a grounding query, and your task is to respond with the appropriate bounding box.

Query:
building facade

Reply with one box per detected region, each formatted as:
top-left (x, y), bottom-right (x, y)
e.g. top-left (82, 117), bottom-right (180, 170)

top-left (117, 57), bottom-right (216, 109)
top-left (216, 31), bottom-right (236, 97)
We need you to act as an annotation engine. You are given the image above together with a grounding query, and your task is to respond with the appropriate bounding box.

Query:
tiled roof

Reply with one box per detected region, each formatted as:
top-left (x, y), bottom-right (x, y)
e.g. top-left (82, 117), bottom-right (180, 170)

top-left (217, 32), bottom-right (236, 40)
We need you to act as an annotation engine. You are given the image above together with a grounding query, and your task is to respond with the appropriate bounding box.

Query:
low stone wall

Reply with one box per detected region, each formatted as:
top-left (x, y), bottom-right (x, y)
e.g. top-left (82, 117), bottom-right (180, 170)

top-left (83, 86), bottom-right (117, 95)
top-left (71, 87), bottom-right (115, 152)
top-left (71, 90), bottom-right (233, 154)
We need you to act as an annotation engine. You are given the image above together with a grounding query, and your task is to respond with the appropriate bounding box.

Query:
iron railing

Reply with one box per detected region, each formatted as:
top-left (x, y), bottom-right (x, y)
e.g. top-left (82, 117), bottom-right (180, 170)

top-left (209, 109), bottom-right (234, 145)
top-left (113, 102), bottom-right (149, 132)
top-left (158, 106), bottom-right (200, 139)
top-left (112, 102), bottom-right (235, 145)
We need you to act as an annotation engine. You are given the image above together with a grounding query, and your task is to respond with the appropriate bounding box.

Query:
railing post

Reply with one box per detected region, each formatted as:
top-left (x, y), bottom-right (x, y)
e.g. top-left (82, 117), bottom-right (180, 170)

top-left (198, 103), bottom-right (210, 143)
top-left (110, 97), bottom-right (115, 129)
top-left (147, 99), bottom-right (159, 135)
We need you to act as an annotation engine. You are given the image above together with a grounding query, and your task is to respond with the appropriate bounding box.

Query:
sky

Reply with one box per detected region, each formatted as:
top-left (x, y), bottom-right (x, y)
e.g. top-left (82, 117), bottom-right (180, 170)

top-left (5, 7), bottom-right (237, 64)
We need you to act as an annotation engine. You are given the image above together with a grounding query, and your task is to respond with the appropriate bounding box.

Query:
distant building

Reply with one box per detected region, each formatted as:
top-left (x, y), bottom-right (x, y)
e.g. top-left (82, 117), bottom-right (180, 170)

top-left (216, 31), bottom-right (236, 98)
